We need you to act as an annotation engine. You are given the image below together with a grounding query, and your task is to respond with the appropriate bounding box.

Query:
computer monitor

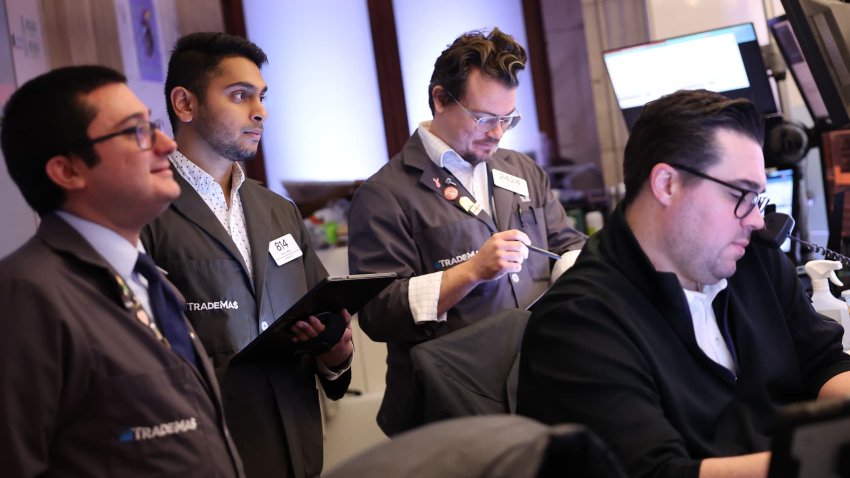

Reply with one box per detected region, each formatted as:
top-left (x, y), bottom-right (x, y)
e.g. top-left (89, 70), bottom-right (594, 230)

top-left (780, 0), bottom-right (850, 129)
top-left (603, 23), bottom-right (778, 131)
top-left (768, 15), bottom-right (831, 123)
top-left (766, 169), bottom-right (796, 252)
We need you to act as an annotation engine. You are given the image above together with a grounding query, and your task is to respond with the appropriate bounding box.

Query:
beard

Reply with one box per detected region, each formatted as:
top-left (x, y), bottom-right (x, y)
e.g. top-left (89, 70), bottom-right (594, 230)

top-left (195, 109), bottom-right (258, 162)
top-left (460, 139), bottom-right (499, 165)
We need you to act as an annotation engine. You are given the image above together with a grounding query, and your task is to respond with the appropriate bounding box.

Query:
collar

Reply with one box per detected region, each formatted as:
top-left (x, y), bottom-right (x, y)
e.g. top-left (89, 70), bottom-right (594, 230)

top-left (169, 150), bottom-right (246, 196)
top-left (54, 211), bottom-right (142, 280)
top-left (593, 205), bottom-right (692, 317)
top-left (683, 279), bottom-right (728, 306)
top-left (417, 121), bottom-right (471, 172)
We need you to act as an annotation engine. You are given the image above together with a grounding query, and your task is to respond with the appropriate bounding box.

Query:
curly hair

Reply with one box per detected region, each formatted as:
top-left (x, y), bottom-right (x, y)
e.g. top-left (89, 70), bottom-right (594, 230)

top-left (428, 27), bottom-right (527, 114)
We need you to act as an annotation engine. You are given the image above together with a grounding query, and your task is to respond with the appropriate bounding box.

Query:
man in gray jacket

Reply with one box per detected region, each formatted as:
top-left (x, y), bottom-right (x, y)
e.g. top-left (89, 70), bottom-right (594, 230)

top-left (348, 28), bottom-right (585, 436)
top-left (142, 32), bottom-right (353, 478)
top-left (0, 65), bottom-right (243, 477)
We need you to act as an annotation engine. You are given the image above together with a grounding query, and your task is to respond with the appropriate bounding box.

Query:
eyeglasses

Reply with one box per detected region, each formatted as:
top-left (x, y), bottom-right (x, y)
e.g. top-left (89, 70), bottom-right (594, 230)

top-left (669, 163), bottom-right (770, 219)
top-left (81, 120), bottom-right (163, 151)
top-left (448, 93), bottom-right (522, 133)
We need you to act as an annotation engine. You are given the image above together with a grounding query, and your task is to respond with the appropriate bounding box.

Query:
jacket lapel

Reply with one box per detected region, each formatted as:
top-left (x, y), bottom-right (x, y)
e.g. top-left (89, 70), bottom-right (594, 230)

top-left (405, 133), bottom-right (497, 232)
top-left (488, 155), bottom-right (520, 232)
top-left (169, 167), bottom-right (254, 291)
top-left (238, 179), bottom-right (270, 308)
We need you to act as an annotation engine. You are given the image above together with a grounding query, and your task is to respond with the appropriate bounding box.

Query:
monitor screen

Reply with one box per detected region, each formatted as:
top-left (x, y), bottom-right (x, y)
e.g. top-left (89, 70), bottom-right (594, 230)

top-left (769, 15), bottom-right (831, 122)
top-left (603, 23), bottom-right (778, 130)
top-left (766, 168), bottom-right (795, 252)
top-left (780, 0), bottom-right (850, 128)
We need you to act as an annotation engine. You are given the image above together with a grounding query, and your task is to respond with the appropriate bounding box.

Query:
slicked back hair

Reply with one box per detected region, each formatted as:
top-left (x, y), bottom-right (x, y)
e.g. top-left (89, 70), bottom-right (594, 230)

top-left (622, 89), bottom-right (764, 207)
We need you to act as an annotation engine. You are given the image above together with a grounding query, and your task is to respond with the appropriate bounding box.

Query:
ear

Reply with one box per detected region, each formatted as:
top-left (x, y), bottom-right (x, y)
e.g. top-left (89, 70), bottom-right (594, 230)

top-left (45, 154), bottom-right (88, 192)
top-left (170, 86), bottom-right (195, 124)
top-left (432, 85), bottom-right (449, 114)
top-left (647, 162), bottom-right (678, 208)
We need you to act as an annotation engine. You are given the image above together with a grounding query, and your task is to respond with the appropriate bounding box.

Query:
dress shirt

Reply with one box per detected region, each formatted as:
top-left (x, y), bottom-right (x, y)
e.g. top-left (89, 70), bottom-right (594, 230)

top-left (170, 151), bottom-right (253, 280)
top-left (55, 211), bottom-right (154, 322)
top-left (683, 279), bottom-right (737, 373)
top-left (170, 152), bottom-right (350, 379)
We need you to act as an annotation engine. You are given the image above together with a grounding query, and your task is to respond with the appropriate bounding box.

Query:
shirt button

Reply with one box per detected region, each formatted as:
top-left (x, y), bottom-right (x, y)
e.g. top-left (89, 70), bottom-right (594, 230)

top-left (260, 321), bottom-right (269, 331)
top-left (510, 273), bottom-right (519, 283)
top-left (189, 332), bottom-right (196, 340)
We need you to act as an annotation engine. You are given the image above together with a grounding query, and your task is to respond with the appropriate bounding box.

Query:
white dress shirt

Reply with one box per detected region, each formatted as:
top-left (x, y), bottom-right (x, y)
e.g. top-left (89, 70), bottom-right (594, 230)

top-left (683, 279), bottom-right (737, 374)
top-left (170, 151), bottom-right (253, 280)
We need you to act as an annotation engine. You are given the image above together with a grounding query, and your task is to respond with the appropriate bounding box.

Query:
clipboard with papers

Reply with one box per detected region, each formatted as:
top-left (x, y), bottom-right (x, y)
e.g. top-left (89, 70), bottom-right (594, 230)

top-left (233, 272), bottom-right (397, 363)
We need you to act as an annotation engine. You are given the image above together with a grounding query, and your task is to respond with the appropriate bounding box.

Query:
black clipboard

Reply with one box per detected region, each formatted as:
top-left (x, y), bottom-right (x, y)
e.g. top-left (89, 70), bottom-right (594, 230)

top-left (233, 272), bottom-right (397, 364)
top-left (767, 396), bottom-right (850, 478)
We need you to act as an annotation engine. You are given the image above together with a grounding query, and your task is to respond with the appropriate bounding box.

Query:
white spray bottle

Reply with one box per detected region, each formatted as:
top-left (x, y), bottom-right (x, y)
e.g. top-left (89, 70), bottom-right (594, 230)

top-left (805, 259), bottom-right (850, 349)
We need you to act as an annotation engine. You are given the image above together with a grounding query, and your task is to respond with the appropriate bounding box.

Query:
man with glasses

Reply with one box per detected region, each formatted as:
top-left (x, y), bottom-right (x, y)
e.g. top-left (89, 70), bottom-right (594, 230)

top-left (518, 89), bottom-right (850, 478)
top-left (142, 32), bottom-right (352, 478)
top-left (348, 28), bottom-right (585, 436)
top-left (0, 65), bottom-right (243, 476)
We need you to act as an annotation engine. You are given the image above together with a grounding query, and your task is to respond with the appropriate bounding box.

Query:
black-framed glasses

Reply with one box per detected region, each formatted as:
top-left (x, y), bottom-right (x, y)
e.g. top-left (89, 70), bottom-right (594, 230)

top-left (81, 120), bottom-right (163, 151)
top-left (669, 163), bottom-right (769, 219)
top-left (447, 92), bottom-right (522, 133)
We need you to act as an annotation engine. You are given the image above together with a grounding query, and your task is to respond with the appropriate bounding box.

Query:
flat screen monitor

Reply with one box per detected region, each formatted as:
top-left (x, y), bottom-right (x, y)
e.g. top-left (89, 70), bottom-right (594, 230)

top-left (780, 0), bottom-right (850, 128)
top-left (766, 168), bottom-right (795, 252)
top-left (768, 15), bottom-right (831, 122)
top-left (603, 23), bottom-right (778, 131)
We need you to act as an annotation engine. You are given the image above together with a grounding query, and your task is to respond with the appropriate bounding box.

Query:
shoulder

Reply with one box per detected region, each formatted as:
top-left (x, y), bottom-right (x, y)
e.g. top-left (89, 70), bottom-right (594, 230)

top-left (0, 236), bottom-right (63, 282)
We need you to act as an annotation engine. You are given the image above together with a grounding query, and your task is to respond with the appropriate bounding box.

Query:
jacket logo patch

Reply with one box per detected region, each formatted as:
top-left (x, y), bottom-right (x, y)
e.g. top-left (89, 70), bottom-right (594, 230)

top-left (185, 300), bottom-right (239, 311)
top-left (434, 250), bottom-right (478, 270)
top-left (119, 417), bottom-right (198, 442)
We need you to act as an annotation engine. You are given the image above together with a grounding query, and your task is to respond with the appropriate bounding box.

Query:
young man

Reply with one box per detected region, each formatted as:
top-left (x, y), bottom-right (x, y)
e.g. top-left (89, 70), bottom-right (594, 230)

top-left (347, 28), bottom-right (586, 435)
top-left (0, 65), bottom-right (243, 477)
top-left (517, 89), bottom-right (850, 478)
top-left (142, 32), bottom-right (352, 478)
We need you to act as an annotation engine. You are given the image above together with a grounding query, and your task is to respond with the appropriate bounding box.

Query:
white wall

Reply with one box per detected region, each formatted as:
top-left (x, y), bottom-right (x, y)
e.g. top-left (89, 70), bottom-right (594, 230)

top-left (648, 0), bottom-right (770, 45)
top-left (394, 0), bottom-right (544, 161)
top-left (242, 1), bottom-right (388, 193)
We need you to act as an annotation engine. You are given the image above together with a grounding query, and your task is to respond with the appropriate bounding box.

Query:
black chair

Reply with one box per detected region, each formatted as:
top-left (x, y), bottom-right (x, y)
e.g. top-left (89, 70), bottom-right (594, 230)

top-left (409, 308), bottom-right (530, 424)
top-left (324, 415), bottom-right (627, 478)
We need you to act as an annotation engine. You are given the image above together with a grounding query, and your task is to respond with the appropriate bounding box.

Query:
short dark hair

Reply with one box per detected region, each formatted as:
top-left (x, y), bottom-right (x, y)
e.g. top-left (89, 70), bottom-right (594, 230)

top-left (1, 65), bottom-right (127, 215)
top-left (428, 27), bottom-right (527, 115)
top-left (622, 89), bottom-right (764, 207)
top-left (165, 32), bottom-right (268, 131)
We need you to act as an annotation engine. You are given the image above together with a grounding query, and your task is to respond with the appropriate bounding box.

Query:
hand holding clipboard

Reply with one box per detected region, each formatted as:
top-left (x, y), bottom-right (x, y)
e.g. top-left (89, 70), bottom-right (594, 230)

top-left (233, 273), bottom-right (396, 364)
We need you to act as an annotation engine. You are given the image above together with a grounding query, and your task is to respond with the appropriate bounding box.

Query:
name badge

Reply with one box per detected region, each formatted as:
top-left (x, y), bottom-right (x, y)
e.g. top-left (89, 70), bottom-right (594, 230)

top-left (492, 169), bottom-right (530, 198)
top-left (268, 234), bottom-right (302, 266)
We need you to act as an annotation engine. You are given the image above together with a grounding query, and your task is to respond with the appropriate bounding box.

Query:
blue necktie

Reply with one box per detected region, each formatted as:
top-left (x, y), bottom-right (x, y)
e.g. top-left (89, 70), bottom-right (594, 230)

top-left (134, 253), bottom-right (199, 369)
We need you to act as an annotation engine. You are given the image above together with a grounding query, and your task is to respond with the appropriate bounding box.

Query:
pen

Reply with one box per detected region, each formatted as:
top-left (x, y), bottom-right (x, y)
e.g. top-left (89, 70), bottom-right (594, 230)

top-left (526, 244), bottom-right (561, 261)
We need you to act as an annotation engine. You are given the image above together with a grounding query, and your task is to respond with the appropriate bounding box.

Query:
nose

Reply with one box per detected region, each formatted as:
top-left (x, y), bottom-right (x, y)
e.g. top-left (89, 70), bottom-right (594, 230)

top-left (154, 128), bottom-right (177, 155)
top-left (252, 98), bottom-right (268, 123)
top-left (742, 204), bottom-right (765, 231)
top-left (486, 121), bottom-right (505, 140)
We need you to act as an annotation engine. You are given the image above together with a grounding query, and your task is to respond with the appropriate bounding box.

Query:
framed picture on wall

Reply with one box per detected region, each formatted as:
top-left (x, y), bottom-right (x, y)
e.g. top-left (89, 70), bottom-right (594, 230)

top-left (129, 0), bottom-right (163, 82)
top-left (0, 0), bottom-right (17, 106)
